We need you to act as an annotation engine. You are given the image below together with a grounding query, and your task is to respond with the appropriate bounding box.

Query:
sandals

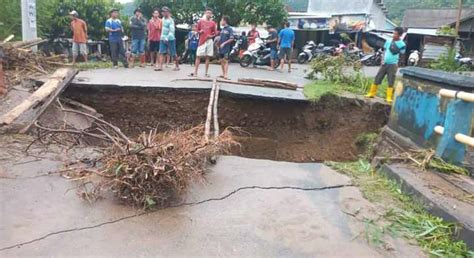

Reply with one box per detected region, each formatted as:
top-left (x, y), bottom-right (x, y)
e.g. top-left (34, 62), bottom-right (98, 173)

top-left (154, 67), bottom-right (163, 71)
top-left (173, 67), bottom-right (180, 71)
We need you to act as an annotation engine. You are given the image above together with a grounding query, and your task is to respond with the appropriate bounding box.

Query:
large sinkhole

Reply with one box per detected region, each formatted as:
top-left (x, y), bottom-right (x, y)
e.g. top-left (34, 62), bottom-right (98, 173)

top-left (63, 86), bottom-right (390, 162)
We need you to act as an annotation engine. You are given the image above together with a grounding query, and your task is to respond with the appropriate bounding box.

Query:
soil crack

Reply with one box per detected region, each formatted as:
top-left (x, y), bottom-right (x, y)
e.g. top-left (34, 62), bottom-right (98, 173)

top-left (0, 184), bottom-right (354, 252)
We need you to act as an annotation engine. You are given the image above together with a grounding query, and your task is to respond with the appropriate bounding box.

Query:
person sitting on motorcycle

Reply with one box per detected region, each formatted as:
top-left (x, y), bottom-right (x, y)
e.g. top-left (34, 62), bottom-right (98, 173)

top-left (366, 27), bottom-right (406, 104)
top-left (248, 24), bottom-right (260, 46)
top-left (266, 25), bottom-right (278, 71)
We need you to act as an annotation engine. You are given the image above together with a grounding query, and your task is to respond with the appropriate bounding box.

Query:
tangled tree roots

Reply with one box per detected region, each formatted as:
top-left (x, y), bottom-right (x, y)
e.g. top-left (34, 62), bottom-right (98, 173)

top-left (95, 125), bottom-right (238, 209)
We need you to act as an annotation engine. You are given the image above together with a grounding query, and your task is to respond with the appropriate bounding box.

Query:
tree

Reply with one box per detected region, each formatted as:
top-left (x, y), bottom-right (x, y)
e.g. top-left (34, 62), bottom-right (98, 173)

top-left (0, 0), bottom-right (122, 41)
top-left (135, 0), bottom-right (287, 27)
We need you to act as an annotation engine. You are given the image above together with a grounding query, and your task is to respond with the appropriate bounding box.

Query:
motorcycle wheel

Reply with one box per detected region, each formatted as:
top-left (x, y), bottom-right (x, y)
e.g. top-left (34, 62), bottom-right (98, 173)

top-left (240, 55), bottom-right (253, 67)
top-left (297, 54), bottom-right (308, 64)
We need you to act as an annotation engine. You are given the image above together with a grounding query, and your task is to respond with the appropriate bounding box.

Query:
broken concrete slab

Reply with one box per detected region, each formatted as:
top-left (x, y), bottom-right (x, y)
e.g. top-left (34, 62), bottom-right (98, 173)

top-left (0, 152), bottom-right (424, 257)
top-left (72, 64), bottom-right (308, 101)
top-left (381, 163), bottom-right (474, 249)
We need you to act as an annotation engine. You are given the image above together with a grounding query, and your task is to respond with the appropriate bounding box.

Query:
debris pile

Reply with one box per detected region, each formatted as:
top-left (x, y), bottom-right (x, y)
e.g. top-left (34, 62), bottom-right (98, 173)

top-left (0, 38), bottom-right (65, 86)
top-left (95, 125), bottom-right (237, 208)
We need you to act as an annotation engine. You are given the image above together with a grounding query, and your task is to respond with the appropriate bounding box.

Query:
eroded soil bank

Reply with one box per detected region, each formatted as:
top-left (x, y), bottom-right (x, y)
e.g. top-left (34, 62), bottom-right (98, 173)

top-left (63, 87), bottom-right (390, 162)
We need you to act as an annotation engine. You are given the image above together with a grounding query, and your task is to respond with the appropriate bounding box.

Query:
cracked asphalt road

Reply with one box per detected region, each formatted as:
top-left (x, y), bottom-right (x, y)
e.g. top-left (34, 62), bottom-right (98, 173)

top-left (1, 141), bottom-right (424, 257)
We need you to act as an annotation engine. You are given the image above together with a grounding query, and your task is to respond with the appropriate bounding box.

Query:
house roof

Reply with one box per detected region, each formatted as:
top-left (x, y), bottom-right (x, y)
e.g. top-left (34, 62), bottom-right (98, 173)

top-left (401, 8), bottom-right (474, 28)
top-left (307, 0), bottom-right (376, 15)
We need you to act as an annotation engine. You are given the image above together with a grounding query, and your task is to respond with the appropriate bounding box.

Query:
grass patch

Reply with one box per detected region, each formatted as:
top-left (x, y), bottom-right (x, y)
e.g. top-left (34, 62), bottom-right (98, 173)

top-left (326, 160), bottom-right (473, 257)
top-left (75, 61), bottom-right (114, 71)
top-left (303, 77), bottom-right (390, 101)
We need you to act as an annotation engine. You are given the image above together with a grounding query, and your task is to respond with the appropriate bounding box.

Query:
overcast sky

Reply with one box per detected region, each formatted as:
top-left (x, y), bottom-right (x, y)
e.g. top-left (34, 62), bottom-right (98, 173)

top-left (117, 0), bottom-right (133, 3)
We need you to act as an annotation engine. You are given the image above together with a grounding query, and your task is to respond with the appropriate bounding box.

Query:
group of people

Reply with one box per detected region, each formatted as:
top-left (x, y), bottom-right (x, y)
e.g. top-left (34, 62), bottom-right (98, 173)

top-left (69, 6), bottom-right (296, 79)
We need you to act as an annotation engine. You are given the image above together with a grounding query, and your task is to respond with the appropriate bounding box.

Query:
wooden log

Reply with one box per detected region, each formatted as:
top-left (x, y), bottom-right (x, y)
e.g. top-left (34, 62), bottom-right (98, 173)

top-left (204, 79), bottom-right (217, 141)
top-left (213, 83), bottom-right (221, 140)
top-left (0, 68), bottom-right (76, 126)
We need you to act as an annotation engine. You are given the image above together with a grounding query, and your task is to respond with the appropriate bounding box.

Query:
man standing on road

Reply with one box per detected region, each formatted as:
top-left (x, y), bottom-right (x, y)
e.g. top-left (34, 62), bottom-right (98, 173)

top-left (105, 9), bottom-right (128, 68)
top-left (148, 8), bottom-right (162, 66)
top-left (69, 11), bottom-right (88, 66)
top-left (247, 24), bottom-right (260, 46)
top-left (266, 25), bottom-right (278, 71)
top-left (218, 16), bottom-right (234, 80)
top-left (129, 8), bottom-right (148, 68)
top-left (191, 8), bottom-right (217, 77)
top-left (278, 22), bottom-right (295, 73)
top-left (365, 27), bottom-right (406, 104)
top-left (156, 7), bottom-right (179, 71)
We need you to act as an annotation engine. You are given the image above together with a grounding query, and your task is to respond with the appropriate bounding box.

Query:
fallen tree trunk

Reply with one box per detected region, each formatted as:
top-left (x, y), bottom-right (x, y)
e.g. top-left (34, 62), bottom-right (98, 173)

top-left (0, 68), bottom-right (77, 126)
top-left (205, 79), bottom-right (218, 141)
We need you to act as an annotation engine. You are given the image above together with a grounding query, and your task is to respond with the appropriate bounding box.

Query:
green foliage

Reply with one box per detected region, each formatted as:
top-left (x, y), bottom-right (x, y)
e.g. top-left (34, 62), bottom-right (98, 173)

top-left (134, 0), bottom-right (287, 27)
top-left (0, 0), bottom-right (122, 41)
top-left (430, 48), bottom-right (470, 73)
top-left (436, 25), bottom-right (456, 36)
top-left (355, 133), bottom-right (379, 159)
top-left (326, 160), bottom-right (473, 257)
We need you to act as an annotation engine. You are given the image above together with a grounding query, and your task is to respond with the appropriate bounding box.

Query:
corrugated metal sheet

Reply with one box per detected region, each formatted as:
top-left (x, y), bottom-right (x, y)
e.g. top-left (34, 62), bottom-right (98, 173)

top-left (407, 28), bottom-right (444, 37)
top-left (422, 44), bottom-right (450, 60)
top-left (307, 0), bottom-right (372, 15)
top-left (402, 8), bottom-right (474, 29)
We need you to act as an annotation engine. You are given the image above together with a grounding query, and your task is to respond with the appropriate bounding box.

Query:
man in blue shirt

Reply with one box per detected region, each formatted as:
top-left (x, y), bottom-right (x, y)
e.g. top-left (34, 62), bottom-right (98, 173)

top-left (218, 15), bottom-right (234, 80)
top-left (366, 27), bottom-right (406, 104)
top-left (278, 22), bottom-right (295, 73)
top-left (156, 6), bottom-right (179, 71)
top-left (105, 8), bottom-right (128, 68)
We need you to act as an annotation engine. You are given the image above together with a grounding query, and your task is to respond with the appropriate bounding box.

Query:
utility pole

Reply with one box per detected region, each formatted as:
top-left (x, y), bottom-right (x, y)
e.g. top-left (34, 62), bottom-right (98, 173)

top-left (21, 0), bottom-right (38, 44)
top-left (455, 0), bottom-right (463, 37)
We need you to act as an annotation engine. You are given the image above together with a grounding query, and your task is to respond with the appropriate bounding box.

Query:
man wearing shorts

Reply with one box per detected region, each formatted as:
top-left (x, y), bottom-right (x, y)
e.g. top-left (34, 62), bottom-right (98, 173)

top-left (69, 11), bottom-right (88, 65)
top-left (218, 16), bottom-right (234, 80)
top-left (366, 27), bottom-right (406, 104)
top-left (278, 22), bottom-right (295, 73)
top-left (148, 8), bottom-right (162, 66)
top-left (266, 25), bottom-right (278, 71)
top-left (156, 6), bottom-right (179, 71)
top-left (129, 8), bottom-right (147, 67)
top-left (192, 8), bottom-right (217, 77)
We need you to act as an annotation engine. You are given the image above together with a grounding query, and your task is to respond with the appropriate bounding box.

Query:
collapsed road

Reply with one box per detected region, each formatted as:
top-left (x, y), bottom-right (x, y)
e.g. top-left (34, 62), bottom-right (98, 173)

top-left (0, 65), bottom-right (426, 257)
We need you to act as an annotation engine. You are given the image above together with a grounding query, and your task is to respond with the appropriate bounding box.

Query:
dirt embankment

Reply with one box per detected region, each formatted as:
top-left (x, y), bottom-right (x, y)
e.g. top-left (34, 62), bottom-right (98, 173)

top-left (63, 87), bottom-right (390, 162)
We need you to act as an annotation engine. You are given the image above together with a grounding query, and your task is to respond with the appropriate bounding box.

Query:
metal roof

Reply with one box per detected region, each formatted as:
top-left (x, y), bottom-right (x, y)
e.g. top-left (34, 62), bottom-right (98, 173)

top-left (402, 8), bottom-right (474, 28)
top-left (307, 0), bottom-right (374, 15)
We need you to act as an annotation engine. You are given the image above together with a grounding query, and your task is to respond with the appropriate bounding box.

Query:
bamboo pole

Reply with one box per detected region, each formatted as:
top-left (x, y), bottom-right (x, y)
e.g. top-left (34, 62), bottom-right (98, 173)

top-left (213, 83), bottom-right (221, 140)
top-left (205, 79), bottom-right (217, 141)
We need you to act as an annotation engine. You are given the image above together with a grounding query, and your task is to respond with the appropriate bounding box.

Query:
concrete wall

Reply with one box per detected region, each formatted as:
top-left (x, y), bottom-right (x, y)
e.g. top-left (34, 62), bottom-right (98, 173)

top-left (389, 67), bottom-right (474, 167)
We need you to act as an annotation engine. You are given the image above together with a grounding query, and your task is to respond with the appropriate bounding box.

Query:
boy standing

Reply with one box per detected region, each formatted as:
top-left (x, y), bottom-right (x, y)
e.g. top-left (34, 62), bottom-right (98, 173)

top-left (187, 24), bottom-right (199, 65)
top-left (148, 8), bottom-right (162, 66)
top-left (278, 22), bottom-right (295, 73)
top-left (105, 8), bottom-right (128, 68)
top-left (266, 25), bottom-right (278, 71)
top-left (192, 8), bottom-right (217, 77)
top-left (129, 8), bottom-right (147, 68)
top-left (156, 7), bottom-right (179, 71)
top-left (365, 27), bottom-right (406, 104)
top-left (69, 11), bottom-right (88, 65)
top-left (218, 16), bottom-right (234, 80)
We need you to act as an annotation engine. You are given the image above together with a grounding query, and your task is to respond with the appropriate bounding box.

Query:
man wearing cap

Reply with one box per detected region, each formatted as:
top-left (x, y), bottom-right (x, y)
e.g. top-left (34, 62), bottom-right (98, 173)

top-left (105, 8), bottom-right (128, 68)
top-left (129, 8), bottom-right (148, 68)
top-left (69, 11), bottom-right (88, 65)
top-left (156, 7), bottom-right (179, 71)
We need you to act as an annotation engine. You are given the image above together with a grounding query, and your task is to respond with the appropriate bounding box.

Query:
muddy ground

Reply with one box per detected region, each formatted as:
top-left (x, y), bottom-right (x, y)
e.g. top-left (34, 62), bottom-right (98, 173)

top-left (63, 87), bottom-right (390, 162)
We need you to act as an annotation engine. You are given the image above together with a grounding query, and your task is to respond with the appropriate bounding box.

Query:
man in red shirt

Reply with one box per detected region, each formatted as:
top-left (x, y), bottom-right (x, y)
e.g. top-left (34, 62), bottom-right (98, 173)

top-left (147, 8), bottom-right (162, 66)
top-left (191, 7), bottom-right (217, 77)
top-left (247, 24), bottom-right (260, 46)
top-left (69, 11), bottom-right (88, 65)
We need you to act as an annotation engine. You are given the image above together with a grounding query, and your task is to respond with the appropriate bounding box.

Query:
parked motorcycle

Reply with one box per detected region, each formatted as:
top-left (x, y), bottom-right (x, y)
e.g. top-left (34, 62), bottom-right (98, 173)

top-left (229, 35), bottom-right (244, 63)
top-left (455, 53), bottom-right (473, 70)
top-left (239, 38), bottom-right (280, 68)
top-left (297, 42), bottom-right (335, 64)
top-left (408, 50), bottom-right (421, 66)
top-left (361, 49), bottom-right (383, 66)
